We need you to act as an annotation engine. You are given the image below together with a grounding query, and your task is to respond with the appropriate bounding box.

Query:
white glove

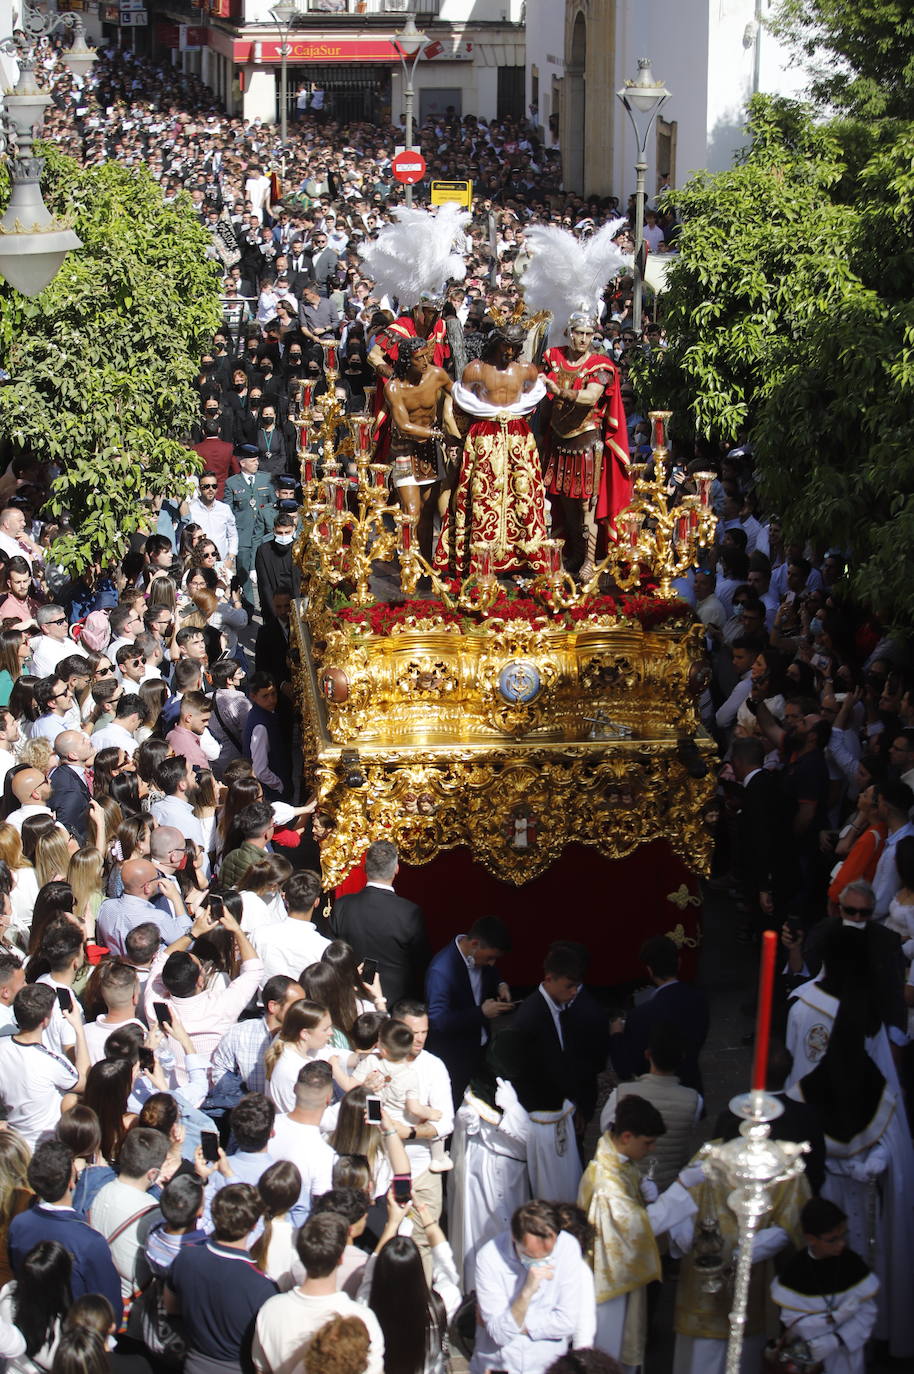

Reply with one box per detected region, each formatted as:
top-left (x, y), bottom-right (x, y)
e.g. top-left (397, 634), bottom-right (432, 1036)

top-left (862, 1142), bottom-right (889, 1180)
top-left (678, 1163), bottom-right (706, 1190)
top-left (494, 1077), bottom-right (520, 1113)
top-left (832, 1294), bottom-right (862, 1326)
top-left (640, 1178), bottom-right (659, 1204)
top-left (807, 1334), bottom-right (839, 1361)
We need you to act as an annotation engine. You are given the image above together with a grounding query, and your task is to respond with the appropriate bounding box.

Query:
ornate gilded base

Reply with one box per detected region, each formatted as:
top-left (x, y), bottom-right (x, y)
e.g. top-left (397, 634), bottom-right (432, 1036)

top-left (292, 600), bottom-right (716, 887)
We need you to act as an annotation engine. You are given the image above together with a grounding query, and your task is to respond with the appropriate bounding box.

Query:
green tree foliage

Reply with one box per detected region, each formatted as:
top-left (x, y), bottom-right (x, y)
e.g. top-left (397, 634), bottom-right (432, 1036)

top-left (0, 148), bottom-right (221, 573)
top-left (636, 77), bottom-right (914, 622)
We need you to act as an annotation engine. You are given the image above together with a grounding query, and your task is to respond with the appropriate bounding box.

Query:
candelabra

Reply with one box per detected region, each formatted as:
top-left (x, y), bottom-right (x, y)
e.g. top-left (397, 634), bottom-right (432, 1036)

top-left (295, 395), bottom-right (718, 613)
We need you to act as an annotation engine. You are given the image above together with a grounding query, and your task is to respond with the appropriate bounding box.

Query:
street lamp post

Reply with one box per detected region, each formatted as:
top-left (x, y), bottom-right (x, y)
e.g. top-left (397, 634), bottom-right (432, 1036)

top-left (0, 5), bottom-right (96, 296)
top-left (616, 58), bottom-right (670, 334)
top-left (270, 0), bottom-right (299, 147)
top-left (393, 14), bottom-right (427, 208)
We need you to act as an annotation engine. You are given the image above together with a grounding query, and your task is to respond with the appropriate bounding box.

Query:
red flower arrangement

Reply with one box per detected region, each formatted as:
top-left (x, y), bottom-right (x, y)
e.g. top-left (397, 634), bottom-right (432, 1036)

top-left (336, 592), bottom-right (692, 637)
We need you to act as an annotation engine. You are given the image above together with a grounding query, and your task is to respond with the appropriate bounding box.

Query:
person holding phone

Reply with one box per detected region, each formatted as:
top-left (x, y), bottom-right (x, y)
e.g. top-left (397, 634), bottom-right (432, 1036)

top-left (425, 915), bottom-right (514, 1108)
top-left (0, 983), bottom-right (90, 1147)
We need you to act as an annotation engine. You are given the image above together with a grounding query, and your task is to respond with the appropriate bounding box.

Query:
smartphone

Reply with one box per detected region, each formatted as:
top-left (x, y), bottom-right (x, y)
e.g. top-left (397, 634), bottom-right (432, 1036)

top-left (153, 1001), bottom-right (173, 1029)
top-left (207, 896), bottom-right (223, 921)
top-left (366, 1095), bottom-right (383, 1126)
top-left (392, 1174), bottom-right (412, 1206)
top-left (361, 958), bottom-right (378, 984)
top-left (55, 987), bottom-right (73, 1015)
top-left (200, 1134), bottom-right (220, 1164)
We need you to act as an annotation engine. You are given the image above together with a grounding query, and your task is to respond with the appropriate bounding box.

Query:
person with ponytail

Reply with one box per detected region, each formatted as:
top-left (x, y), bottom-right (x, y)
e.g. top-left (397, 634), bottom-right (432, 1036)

top-left (250, 1161), bottom-right (302, 1283)
top-left (264, 1000), bottom-right (345, 1112)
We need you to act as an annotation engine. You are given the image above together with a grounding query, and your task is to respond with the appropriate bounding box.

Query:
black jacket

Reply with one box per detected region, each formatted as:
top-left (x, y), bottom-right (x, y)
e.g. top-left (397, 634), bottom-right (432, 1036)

top-left (331, 886), bottom-right (429, 1008)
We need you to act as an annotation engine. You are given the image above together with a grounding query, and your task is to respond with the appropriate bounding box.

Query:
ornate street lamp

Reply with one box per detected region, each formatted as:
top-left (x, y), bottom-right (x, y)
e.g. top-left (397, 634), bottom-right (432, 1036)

top-left (616, 58), bottom-right (669, 333)
top-left (0, 6), bottom-right (96, 296)
top-left (270, 0), bottom-right (299, 147)
top-left (393, 14), bottom-right (427, 208)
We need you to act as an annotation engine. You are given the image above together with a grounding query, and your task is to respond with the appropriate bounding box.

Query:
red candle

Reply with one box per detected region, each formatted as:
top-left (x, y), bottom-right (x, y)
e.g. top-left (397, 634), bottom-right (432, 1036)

top-left (302, 383), bottom-right (313, 408)
top-left (400, 519), bottom-right (412, 552)
top-left (677, 513), bottom-right (688, 543)
top-left (304, 456), bottom-right (314, 482)
top-left (334, 481), bottom-right (345, 513)
top-left (751, 930), bottom-right (778, 1091)
top-left (325, 344), bottom-right (337, 371)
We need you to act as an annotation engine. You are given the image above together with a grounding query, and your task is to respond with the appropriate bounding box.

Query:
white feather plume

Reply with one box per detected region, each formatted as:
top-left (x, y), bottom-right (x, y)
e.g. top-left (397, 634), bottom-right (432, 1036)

top-left (522, 219), bottom-right (631, 340)
top-left (358, 202), bottom-right (471, 309)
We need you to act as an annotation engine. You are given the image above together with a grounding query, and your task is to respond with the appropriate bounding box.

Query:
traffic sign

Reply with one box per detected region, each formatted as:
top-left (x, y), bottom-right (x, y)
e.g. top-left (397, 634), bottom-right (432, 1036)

top-left (391, 150), bottom-right (427, 186)
top-left (430, 180), bottom-right (473, 208)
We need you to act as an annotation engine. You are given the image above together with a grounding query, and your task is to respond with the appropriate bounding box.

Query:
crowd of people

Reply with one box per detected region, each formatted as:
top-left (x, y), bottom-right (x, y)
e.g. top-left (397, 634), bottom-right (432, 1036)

top-left (0, 33), bottom-right (905, 1374)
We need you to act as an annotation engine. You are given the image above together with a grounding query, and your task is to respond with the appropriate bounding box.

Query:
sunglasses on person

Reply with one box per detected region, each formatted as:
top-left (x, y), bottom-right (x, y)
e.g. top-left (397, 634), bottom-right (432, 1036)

top-left (202, 551), bottom-right (218, 560)
top-left (45, 617), bottom-right (67, 627)
top-left (200, 483), bottom-right (218, 491)
top-left (127, 656), bottom-right (146, 667)
top-left (839, 903), bottom-right (873, 918)
top-left (94, 665), bottom-right (114, 677)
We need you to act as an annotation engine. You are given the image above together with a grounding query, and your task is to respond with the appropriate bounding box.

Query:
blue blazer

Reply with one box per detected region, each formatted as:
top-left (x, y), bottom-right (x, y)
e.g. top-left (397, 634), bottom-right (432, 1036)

top-left (8, 1203), bottom-right (123, 1317)
top-left (425, 939), bottom-right (500, 1103)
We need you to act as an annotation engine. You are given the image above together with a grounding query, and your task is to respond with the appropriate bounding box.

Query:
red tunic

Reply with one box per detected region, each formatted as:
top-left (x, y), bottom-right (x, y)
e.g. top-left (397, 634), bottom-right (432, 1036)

top-left (541, 347), bottom-right (632, 533)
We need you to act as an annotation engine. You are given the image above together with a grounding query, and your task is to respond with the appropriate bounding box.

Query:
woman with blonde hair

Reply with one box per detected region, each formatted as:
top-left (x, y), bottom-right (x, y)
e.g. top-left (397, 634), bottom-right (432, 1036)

top-left (235, 854), bottom-right (292, 933)
top-left (0, 822), bottom-right (38, 936)
top-left (0, 1131), bottom-right (32, 1288)
top-left (89, 796), bottom-right (122, 861)
top-left (34, 828), bottom-right (73, 890)
top-left (67, 848), bottom-right (105, 932)
top-left (264, 999), bottom-right (345, 1112)
top-left (329, 1086), bottom-right (411, 1202)
top-left (18, 738), bottom-right (54, 778)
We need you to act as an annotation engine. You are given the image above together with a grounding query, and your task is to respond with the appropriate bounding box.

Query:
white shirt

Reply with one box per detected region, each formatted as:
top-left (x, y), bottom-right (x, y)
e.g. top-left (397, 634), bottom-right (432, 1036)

top-left (89, 721), bottom-right (139, 757)
top-left (538, 982), bottom-right (567, 1049)
top-left (472, 1229), bottom-right (581, 1374)
top-left (30, 713), bottom-right (72, 745)
top-left (267, 1044), bottom-right (338, 1114)
top-left (29, 635), bottom-right (85, 679)
top-left (0, 1036), bottom-right (78, 1146)
top-left (150, 795), bottom-right (207, 851)
top-left (5, 804), bottom-right (52, 833)
top-left (187, 496), bottom-right (238, 560)
top-left (268, 1115), bottom-right (337, 1214)
top-left (83, 1014), bottom-right (146, 1065)
top-left (35, 974), bottom-right (82, 1056)
top-left (252, 1288), bottom-right (384, 1374)
top-left (251, 918), bottom-right (330, 987)
top-left (403, 1048), bottom-right (454, 1177)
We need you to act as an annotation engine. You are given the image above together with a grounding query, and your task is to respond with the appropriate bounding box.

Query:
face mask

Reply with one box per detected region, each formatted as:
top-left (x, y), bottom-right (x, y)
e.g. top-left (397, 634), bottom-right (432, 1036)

top-left (810, 616), bottom-right (824, 636)
top-left (174, 854), bottom-right (188, 871)
top-left (274, 532), bottom-right (294, 545)
top-left (515, 1245), bottom-right (549, 1270)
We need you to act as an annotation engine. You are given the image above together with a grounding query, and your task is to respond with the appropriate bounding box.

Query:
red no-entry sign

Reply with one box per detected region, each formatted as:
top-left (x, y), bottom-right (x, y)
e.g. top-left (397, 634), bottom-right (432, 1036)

top-left (391, 150), bottom-right (427, 185)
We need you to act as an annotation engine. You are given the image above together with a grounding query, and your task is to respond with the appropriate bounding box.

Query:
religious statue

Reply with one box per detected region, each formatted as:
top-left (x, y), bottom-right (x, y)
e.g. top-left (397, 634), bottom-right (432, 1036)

top-left (542, 311), bottom-right (632, 581)
top-left (434, 325), bottom-right (549, 578)
top-left (384, 337), bottom-right (458, 563)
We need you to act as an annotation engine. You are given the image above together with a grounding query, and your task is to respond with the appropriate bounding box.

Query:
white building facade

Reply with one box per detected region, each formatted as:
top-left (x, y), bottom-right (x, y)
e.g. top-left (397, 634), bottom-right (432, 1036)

top-left (526, 0), bottom-right (809, 200)
top-left (122, 0), bottom-right (525, 127)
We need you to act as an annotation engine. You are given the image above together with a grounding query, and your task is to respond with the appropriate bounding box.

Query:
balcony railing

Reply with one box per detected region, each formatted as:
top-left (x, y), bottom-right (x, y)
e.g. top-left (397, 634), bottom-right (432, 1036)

top-left (303, 0), bottom-right (442, 15)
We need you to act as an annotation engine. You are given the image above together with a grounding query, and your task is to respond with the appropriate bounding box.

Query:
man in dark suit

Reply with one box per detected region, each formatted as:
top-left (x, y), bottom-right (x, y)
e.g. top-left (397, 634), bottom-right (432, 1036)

top-left (609, 934), bottom-right (709, 1094)
top-left (425, 915), bottom-right (513, 1106)
top-left (731, 736), bottom-right (799, 936)
top-left (49, 730), bottom-right (94, 845)
top-left (331, 840), bottom-right (429, 1007)
top-left (508, 941), bottom-right (589, 1114)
